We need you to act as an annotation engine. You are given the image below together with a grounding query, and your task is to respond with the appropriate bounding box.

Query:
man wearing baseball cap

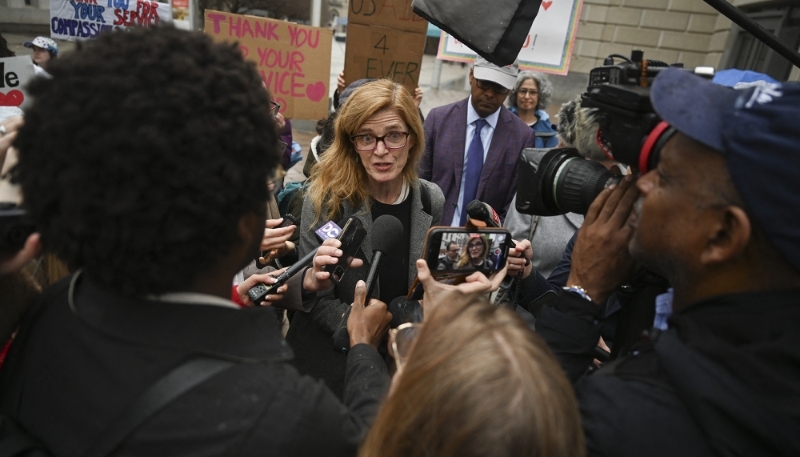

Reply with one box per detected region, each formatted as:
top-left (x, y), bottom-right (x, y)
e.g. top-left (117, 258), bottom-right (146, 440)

top-left (534, 67), bottom-right (800, 455)
top-left (23, 36), bottom-right (58, 74)
top-left (420, 57), bottom-right (534, 225)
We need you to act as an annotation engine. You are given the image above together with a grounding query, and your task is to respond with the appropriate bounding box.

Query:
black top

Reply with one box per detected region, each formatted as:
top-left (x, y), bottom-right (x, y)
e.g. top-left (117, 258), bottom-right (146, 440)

top-left (371, 196), bottom-right (412, 303)
top-left (0, 276), bottom-right (390, 456)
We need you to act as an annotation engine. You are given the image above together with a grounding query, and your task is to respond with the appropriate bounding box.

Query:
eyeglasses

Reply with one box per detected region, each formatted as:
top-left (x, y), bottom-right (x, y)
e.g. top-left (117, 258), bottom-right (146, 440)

top-left (270, 101), bottom-right (281, 116)
top-left (517, 89), bottom-right (539, 97)
top-left (389, 322), bottom-right (422, 371)
top-left (468, 242), bottom-right (484, 249)
top-left (474, 78), bottom-right (510, 95)
top-left (351, 132), bottom-right (410, 151)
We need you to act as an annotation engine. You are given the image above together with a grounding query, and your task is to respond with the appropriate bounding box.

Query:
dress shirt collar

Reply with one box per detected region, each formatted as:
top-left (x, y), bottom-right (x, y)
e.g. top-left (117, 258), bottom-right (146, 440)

top-left (466, 96), bottom-right (500, 130)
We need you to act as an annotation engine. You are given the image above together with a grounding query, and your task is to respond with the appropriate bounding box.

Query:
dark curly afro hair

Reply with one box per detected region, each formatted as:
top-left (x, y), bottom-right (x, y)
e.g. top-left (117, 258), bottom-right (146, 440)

top-left (12, 26), bottom-right (280, 296)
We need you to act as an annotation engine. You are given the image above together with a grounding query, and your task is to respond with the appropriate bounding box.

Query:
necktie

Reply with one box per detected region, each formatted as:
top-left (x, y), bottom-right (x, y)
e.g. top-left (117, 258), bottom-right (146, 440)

top-left (460, 119), bottom-right (487, 225)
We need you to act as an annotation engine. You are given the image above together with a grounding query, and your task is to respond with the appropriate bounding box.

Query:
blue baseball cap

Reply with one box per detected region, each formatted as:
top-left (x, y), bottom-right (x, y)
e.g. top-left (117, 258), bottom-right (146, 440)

top-left (712, 68), bottom-right (778, 89)
top-left (651, 68), bottom-right (800, 271)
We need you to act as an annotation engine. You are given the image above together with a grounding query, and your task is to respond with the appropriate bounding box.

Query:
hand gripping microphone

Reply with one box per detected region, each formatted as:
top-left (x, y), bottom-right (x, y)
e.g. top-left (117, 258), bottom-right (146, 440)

top-left (247, 248), bottom-right (318, 304)
top-left (332, 215), bottom-right (403, 353)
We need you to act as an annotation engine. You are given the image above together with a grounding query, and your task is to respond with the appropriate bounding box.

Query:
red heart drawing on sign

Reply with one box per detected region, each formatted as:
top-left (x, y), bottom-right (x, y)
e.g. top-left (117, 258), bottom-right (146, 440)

top-left (306, 82), bottom-right (326, 102)
top-left (239, 45), bottom-right (249, 58)
top-left (542, 1), bottom-right (552, 10)
top-left (0, 90), bottom-right (24, 107)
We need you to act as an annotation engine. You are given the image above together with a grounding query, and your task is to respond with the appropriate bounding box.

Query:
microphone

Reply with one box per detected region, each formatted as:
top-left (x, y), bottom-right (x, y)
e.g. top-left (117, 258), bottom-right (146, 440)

top-left (466, 199), bottom-right (501, 227)
top-left (247, 248), bottom-right (318, 304)
top-left (364, 215), bottom-right (404, 299)
top-left (332, 215), bottom-right (403, 353)
top-left (466, 199), bottom-right (516, 248)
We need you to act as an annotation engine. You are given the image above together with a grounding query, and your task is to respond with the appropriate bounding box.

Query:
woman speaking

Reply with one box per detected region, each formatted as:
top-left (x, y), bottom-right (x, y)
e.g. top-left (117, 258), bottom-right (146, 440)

top-left (457, 235), bottom-right (494, 271)
top-left (285, 79), bottom-right (444, 398)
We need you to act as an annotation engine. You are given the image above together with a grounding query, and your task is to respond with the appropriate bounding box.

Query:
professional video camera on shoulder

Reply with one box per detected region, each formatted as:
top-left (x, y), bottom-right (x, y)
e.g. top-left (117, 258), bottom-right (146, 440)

top-left (516, 50), bottom-right (714, 216)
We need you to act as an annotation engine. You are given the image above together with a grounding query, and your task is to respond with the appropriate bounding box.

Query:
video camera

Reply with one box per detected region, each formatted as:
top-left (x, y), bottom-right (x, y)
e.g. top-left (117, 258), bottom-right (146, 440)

top-left (516, 50), bottom-right (714, 216)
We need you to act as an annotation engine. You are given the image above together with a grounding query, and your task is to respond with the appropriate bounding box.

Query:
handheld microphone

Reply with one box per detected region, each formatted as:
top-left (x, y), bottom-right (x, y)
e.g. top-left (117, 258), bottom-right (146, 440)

top-left (332, 215), bottom-right (403, 353)
top-left (466, 199), bottom-right (501, 228)
top-left (247, 248), bottom-right (318, 304)
top-left (364, 215), bottom-right (404, 299)
top-left (466, 200), bottom-right (516, 248)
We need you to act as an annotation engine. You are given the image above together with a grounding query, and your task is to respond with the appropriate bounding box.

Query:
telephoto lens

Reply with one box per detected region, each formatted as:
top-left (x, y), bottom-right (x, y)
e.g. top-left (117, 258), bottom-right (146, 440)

top-left (516, 148), bottom-right (621, 216)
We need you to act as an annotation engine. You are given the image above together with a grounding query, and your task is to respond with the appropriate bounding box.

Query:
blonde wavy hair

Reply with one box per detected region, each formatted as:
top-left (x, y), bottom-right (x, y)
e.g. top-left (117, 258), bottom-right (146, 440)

top-left (307, 79), bottom-right (423, 224)
top-left (360, 298), bottom-right (585, 457)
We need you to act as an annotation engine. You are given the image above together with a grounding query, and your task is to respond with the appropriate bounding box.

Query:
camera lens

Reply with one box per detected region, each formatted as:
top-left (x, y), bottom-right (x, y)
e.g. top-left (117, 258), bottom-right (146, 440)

top-left (516, 148), bottom-right (621, 216)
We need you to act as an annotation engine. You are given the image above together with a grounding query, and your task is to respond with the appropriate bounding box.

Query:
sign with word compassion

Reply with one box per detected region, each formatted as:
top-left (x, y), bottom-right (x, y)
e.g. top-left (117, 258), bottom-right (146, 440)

top-left (50, 0), bottom-right (171, 40)
top-left (436, 0), bottom-right (583, 75)
top-left (205, 11), bottom-right (332, 120)
top-left (344, 0), bottom-right (427, 91)
top-left (0, 57), bottom-right (35, 109)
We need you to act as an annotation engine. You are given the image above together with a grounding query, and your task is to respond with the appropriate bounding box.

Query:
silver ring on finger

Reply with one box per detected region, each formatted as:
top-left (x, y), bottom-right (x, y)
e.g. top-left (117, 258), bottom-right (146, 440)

top-left (0, 125), bottom-right (7, 136)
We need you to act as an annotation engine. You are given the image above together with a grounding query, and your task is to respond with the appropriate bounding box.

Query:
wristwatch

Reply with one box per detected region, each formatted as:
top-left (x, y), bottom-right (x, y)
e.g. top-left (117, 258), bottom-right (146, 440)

top-left (563, 285), bottom-right (594, 303)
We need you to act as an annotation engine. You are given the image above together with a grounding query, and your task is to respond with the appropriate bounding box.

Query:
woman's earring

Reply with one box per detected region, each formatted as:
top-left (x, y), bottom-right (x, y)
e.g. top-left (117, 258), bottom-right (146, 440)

top-left (356, 155), bottom-right (360, 163)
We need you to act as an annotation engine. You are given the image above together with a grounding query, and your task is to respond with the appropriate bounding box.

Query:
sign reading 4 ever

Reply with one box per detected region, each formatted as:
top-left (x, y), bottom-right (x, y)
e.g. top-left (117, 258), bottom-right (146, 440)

top-left (50, 0), bottom-right (171, 40)
top-left (344, 0), bottom-right (427, 91)
top-left (205, 11), bottom-right (332, 121)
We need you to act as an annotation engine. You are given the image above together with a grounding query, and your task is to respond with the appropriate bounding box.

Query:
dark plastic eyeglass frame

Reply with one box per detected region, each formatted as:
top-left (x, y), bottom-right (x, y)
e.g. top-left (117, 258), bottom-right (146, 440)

top-left (350, 132), bottom-right (410, 151)
top-left (270, 101), bottom-right (281, 116)
top-left (474, 78), bottom-right (511, 95)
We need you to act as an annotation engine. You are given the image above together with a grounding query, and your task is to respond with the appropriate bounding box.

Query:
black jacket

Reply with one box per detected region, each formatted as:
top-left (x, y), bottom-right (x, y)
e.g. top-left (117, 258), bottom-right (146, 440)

top-left (0, 275), bottom-right (389, 456)
top-left (536, 289), bottom-right (800, 456)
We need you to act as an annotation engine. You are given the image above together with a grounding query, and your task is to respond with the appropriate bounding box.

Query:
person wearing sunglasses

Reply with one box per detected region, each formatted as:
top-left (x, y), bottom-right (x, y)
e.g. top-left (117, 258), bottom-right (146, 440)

top-left (287, 79), bottom-right (445, 399)
top-left (420, 56), bottom-right (535, 225)
top-left (507, 71), bottom-right (559, 148)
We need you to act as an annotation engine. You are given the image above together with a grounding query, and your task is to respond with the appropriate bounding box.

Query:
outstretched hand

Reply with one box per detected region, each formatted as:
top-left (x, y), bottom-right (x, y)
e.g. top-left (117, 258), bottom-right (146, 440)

top-left (347, 280), bottom-right (392, 349)
top-left (567, 174), bottom-right (640, 304)
top-left (507, 238), bottom-right (534, 278)
top-left (415, 259), bottom-right (506, 315)
top-left (0, 233), bottom-right (41, 277)
top-left (236, 267), bottom-right (289, 307)
top-left (303, 238), bottom-right (364, 293)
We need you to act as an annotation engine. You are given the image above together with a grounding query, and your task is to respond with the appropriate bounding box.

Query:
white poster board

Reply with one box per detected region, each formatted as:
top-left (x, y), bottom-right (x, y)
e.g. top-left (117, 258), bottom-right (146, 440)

top-left (0, 56), bottom-right (36, 112)
top-left (436, 0), bottom-right (583, 75)
top-left (50, 0), bottom-right (173, 40)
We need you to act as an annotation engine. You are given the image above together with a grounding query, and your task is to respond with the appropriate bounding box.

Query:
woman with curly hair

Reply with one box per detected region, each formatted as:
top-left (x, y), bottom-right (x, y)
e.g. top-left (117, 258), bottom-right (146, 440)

top-left (286, 79), bottom-right (445, 399)
top-left (507, 70), bottom-right (558, 148)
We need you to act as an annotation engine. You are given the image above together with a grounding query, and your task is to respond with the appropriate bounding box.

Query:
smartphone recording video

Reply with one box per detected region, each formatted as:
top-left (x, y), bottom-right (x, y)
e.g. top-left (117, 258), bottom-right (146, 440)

top-left (424, 227), bottom-right (511, 275)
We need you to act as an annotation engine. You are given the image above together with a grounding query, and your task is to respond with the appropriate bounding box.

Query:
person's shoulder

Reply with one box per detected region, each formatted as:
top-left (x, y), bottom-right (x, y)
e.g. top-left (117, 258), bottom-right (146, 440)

top-left (428, 98), bottom-right (468, 118)
top-left (215, 363), bottom-right (359, 455)
top-left (417, 179), bottom-right (445, 206)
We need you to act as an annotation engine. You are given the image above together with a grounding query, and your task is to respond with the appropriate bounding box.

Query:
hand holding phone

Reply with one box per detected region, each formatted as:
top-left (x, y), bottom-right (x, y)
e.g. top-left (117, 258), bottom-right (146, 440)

top-left (423, 226), bottom-right (512, 277)
top-left (322, 218), bottom-right (367, 283)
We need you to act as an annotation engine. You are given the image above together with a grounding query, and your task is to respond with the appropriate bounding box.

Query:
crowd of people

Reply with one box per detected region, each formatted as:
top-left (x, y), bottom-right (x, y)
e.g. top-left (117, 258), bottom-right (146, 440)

top-left (1, 25), bottom-right (799, 456)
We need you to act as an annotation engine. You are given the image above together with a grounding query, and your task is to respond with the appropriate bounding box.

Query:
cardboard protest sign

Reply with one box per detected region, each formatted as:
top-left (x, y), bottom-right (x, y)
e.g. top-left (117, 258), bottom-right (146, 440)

top-left (344, 0), bottom-right (427, 91)
top-left (436, 0), bottom-right (583, 75)
top-left (345, 24), bottom-right (426, 88)
top-left (0, 57), bottom-right (35, 110)
top-left (205, 11), bottom-right (332, 120)
top-left (50, 0), bottom-right (172, 40)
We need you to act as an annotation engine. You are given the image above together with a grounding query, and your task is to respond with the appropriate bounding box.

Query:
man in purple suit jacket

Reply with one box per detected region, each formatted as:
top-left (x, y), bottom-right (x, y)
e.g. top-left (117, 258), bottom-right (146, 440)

top-left (420, 57), bottom-right (535, 225)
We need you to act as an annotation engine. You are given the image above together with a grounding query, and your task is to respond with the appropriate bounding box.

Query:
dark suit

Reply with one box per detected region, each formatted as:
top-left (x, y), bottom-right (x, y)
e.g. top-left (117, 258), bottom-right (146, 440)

top-left (420, 99), bottom-right (535, 223)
